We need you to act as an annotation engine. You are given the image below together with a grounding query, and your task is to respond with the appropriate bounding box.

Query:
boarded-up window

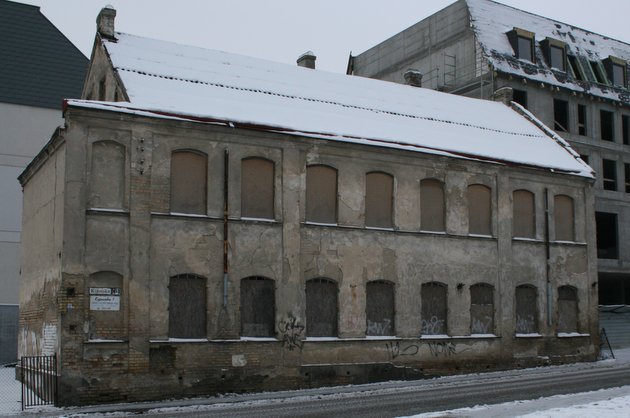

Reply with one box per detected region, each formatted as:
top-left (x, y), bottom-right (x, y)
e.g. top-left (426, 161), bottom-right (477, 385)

top-left (557, 286), bottom-right (578, 333)
top-left (513, 190), bottom-right (535, 238)
top-left (306, 165), bottom-right (337, 224)
top-left (421, 282), bottom-right (447, 335)
top-left (420, 179), bottom-right (445, 232)
top-left (240, 277), bottom-right (275, 337)
top-left (170, 150), bottom-right (207, 214)
top-left (366, 281), bottom-right (395, 336)
top-left (515, 285), bottom-right (538, 334)
top-left (88, 271), bottom-right (125, 340)
top-left (241, 157), bottom-right (274, 219)
top-left (168, 274), bottom-right (206, 339)
top-left (306, 278), bottom-right (338, 337)
top-left (468, 184), bottom-right (492, 235)
top-left (554, 195), bottom-right (575, 241)
top-left (365, 172), bottom-right (393, 228)
top-left (470, 283), bottom-right (494, 334)
top-left (89, 141), bottom-right (125, 209)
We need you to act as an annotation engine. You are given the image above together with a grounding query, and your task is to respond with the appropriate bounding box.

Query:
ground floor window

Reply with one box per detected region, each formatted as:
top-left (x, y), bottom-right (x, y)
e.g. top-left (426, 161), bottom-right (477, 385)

top-left (168, 274), bottom-right (206, 338)
top-left (421, 282), bottom-right (447, 335)
top-left (366, 280), bottom-right (395, 336)
top-left (306, 278), bottom-right (338, 337)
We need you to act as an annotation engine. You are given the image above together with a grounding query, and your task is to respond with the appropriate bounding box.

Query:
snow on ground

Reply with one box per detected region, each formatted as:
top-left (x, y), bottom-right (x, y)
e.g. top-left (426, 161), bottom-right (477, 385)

top-left (0, 365), bottom-right (21, 415)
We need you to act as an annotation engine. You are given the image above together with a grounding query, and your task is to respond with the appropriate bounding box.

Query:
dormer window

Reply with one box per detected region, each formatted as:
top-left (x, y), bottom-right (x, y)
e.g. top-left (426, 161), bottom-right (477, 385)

top-left (604, 56), bottom-right (627, 88)
top-left (507, 28), bottom-right (535, 63)
top-left (541, 38), bottom-right (566, 72)
top-left (590, 61), bottom-right (607, 84)
top-left (568, 55), bottom-right (584, 81)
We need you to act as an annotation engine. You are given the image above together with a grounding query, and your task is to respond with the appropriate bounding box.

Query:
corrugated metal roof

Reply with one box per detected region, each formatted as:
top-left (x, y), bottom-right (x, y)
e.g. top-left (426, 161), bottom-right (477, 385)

top-left (0, 0), bottom-right (88, 109)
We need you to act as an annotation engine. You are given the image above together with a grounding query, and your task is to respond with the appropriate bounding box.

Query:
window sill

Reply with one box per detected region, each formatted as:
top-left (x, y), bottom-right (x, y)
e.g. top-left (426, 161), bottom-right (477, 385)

top-left (365, 226), bottom-right (395, 231)
top-left (512, 237), bottom-right (542, 243)
top-left (420, 335), bottom-right (450, 339)
top-left (468, 233), bottom-right (494, 239)
top-left (240, 217), bottom-right (277, 223)
top-left (305, 221), bottom-right (338, 227)
top-left (557, 332), bottom-right (590, 338)
top-left (454, 334), bottom-right (499, 339)
top-left (87, 208), bottom-right (129, 215)
top-left (550, 240), bottom-right (587, 246)
top-left (515, 333), bottom-right (542, 338)
top-left (239, 337), bottom-right (278, 342)
top-left (150, 338), bottom-right (209, 343)
top-left (85, 339), bottom-right (127, 344)
top-left (169, 212), bottom-right (209, 218)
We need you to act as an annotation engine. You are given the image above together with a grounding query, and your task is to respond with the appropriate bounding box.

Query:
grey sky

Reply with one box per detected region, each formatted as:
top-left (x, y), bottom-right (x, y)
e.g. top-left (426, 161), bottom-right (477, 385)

top-left (15, 0), bottom-right (630, 73)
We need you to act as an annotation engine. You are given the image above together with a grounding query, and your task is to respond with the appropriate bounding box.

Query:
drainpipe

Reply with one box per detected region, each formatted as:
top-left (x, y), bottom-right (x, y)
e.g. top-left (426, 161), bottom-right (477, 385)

top-left (544, 188), bottom-right (552, 326)
top-left (223, 149), bottom-right (229, 307)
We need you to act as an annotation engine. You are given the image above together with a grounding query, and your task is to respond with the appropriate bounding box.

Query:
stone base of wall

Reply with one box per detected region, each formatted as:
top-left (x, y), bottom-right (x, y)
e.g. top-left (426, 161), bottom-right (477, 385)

top-left (57, 337), bottom-right (598, 406)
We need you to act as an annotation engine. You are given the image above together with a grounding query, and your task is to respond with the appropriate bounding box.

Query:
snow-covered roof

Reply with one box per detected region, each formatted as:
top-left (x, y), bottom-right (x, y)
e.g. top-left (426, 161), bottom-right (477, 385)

top-left (68, 32), bottom-right (592, 177)
top-left (467, 0), bottom-right (630, 104)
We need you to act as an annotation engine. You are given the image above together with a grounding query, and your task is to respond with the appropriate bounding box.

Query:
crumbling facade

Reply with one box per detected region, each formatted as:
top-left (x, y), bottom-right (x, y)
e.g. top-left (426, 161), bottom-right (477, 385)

top-left (19, 7), bottom-right (597, 405)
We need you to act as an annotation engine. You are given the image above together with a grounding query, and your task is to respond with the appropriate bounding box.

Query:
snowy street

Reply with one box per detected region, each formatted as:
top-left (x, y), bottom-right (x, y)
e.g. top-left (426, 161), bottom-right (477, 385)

top-left (0, 348), bottom-right (625, 417)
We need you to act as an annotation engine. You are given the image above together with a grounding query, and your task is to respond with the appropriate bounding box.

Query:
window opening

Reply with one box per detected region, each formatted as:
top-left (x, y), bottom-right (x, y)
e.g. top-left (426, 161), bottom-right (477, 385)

top-left (626, 163), bottom-right (630, 193)
top-left (568, 55), bottom-right (584, 81)
top-left (366, 281), bottom-right (395, 336)
top-left (549, 45), bottom-right (565, 71)
top-left (579, 154), bottom-right (589, 165)
top-left (596, 212), bottom-right (618, 259)
top-left (600, 110), bottom-right (615, 141)
top-left (169, 274), bottom-right (206, 338)
top-left (365, 172), bottom-right (393, 228)
top-left (578, 104), bottom-right (587, 136)
top-left (89, 141), bottom-right (125, 209)
top-left (512, 89), bottom-right (528, 109)
top-left (603, 159), bottom-right (617, 191)
top-left (240, 277), bottom-right (275, 337)
top-left (170, 150), bottom-right (207, 214)
top-left (590, 61), bottom-right (606, 84)
top-left (468, 184), bottom-right (492, 235)
top-left (306, 278), bottom-right (338, 337)
top-left (420, 179), bottom-right (445, 232)
top-left (517, 36), bottom-right (533, 62)
top-left (612, 63), bottom-right (626, 87)
top-left (515, 285), bottom-right (538, 334)
top-left (241, 157), bottom-right (274, 219)
top-left (470, 283), bottom-right (494, 334)
top-left (421, 282), bottom-right (447, 335)
top-left (554, 195), bottom-right (574, 241)
top-left (513, 190), bottom-right (535, 238)
top-left (623, 115), bottom-right (629, 145)
top-left (554, 99), bottom-right (569, 132)
top-left (99, 77), bottom-right (106, 101)
top-left (306, 165), bottom-right (337, 224)
top-left (557, 286), bottom-right (578, 333)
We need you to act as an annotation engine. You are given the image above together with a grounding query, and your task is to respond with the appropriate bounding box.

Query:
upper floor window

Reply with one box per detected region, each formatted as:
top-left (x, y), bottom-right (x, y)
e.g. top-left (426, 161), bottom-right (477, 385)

top-left (468, 184), bottom-right (492, 236)
top-left (420, 179), bottom-right (445, 232)
top-left (507, 28), bottom-right (535, 63)
top-left (171, 150), bottom-right (207, 215)
top-left (604, 57), bottom-right (627, 87)
top-left (568, 55), bottom-right (584, 81)
top-left (623, 115), bottom-right (629, 145)
top-left (603, 159), bottom-right (617, 191)
top-left (517, 36), bottom-right (534, 62)
top-left (512, 89), bottom-right (528, 109)
top-left (513, 190), bottom-right (535, 239)
top-left (578, 104), bottom-right (587, 136)
top-left (600, 110), bottom-right (615, 142)
top-left (554, 99), bottom-right (569, 132)
top-left (554, 195), bottom-right (575, 242)
top-left (241, 157), bottom-right (274, 219)
top-left (590, 61), bottom-right (607, 84)
top-left (306, 165), bottom-right (337, 224)
top-left (240, 277), bottom-right (275, 337)
top-left (89, 140), bottom-right (126, 209)
top-left (541, 38), bottom-right (566, 71)
top-left (365, 171), bottom-right (393, 228)
top-left (596, 211), bottom-right (618, 259)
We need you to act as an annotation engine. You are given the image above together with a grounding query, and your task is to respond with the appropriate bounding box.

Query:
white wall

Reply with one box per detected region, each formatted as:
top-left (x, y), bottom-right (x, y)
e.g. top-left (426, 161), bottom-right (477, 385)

top-left (0, 102), bottom-right (63, 304)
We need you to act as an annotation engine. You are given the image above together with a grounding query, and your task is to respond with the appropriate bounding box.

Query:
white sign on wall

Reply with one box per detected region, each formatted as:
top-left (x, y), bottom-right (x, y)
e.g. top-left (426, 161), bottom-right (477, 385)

top-left (89, 287), bottom-right (121, 311)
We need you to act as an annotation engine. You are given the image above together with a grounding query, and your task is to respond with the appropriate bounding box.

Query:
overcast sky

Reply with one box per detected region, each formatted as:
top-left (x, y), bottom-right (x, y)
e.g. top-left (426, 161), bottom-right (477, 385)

top-left (15, 0), bottom-right (630, 73)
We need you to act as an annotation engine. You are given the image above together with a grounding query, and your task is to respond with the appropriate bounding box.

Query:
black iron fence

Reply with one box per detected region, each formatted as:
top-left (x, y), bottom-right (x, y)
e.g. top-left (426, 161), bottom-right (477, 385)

top-left (20, 355), bottom-right (57, 410)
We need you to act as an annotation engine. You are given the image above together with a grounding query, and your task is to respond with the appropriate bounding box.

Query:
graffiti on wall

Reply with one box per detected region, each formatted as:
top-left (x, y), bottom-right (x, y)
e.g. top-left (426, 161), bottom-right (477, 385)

top-left (278, 315), bottom-right (305, 351)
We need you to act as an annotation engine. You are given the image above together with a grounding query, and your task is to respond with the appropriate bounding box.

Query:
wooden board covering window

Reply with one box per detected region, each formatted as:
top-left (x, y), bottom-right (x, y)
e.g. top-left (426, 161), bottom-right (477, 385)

top-left (241, 157), bottom-right (274, 219)
top-left (420, 179), bottom-right (445, 232)
top-left (421, 282), bottom-right (447, 335)
top-left (513, 190), bottom-right (535, 238)
top-left (366, 281), bottom-right (395, 336)
top-left (468, 184), bottom-right (491, 235)
top-left (554, 195), bottom-right (575, 241)
top-left (365, 172), bottom-right (393, 228)
top-left (240, 277), bottom-right (275, 337)
top-left (168, 274), bottom-right (206, 339)
top-left (89, 141), bottom-right (125, 209)
top-left (470, 283), bottom-right (494, 334)
top-left (306, 165), bottom-right (337, 224)
top-left (557, 286), bottom-right (578, 333)
top-left (170, 151), bottom-right (207, 214)
top-left (306, 278), bottom-right (338, 337)
top-left (515, 285), bottom-right (538, 334)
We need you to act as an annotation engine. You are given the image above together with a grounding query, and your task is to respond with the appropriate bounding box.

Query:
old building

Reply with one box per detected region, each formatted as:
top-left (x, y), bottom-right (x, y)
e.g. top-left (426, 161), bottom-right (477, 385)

top-left (19, 7), bottom-right (597, 405)
top-left (0, 0), bottom-right (87, 364)
top-left (349, 0), bottom-right (630, 320)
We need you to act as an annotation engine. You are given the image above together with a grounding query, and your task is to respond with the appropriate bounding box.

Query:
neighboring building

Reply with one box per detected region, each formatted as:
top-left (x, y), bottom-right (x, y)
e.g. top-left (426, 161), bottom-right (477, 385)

top-left (0, 0), bottom-right (87, 364)
top-left (349, 0), bottom-right (630, 309)
top-left (19, 7), bottom-right (597, 406)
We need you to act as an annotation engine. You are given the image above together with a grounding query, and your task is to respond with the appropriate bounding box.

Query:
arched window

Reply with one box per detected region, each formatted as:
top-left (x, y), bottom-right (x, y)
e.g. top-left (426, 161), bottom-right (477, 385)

top-left (168, 274), bottom-right (206, 338)
top-left (554, 195), bottom-right (575, 241)
top-left (241, 157), bottom-right (274, 219)
top-left (513, 190), bottom-right (535, 238)
top-left (170, 150), bottom-right (207, 214)
top-left (421, 282), bottom-right (447, 335)
top-left (88, 271), bottom-right (124, 340)
top-left (420, 179), bottom-right (445, 232)
top-left (306, 278), bottom-right (338, 337)
top-left (366, 280), bottom-right (395, 336)
top-left (240, 277), bottom-right (275, 337)
top-left (306, 165), bottom-right (337, 224)
top-left (470, 283), bottom-right (494, 335)
top-left (515, 284), bottom-right (538, 334)
top-left (468, 184), bottom-right (492, 235)
top-left (89, 141), bottom-right (125, 209)
top-left (365, 172), bottom-right (393, 228)
top-left (557, 285), bottom-right (578, 333)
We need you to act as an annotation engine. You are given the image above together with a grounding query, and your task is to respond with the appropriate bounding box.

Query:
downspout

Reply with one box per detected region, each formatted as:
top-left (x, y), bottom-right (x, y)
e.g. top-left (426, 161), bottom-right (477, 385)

top-left (544, 188), bottom-right (552, 326)
top-left (223, 149), bottom-right (229, 307)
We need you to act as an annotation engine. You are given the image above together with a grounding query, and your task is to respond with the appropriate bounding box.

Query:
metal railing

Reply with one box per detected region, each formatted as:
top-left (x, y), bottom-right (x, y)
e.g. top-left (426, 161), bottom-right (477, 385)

top-left (21, 355), bottom-right (57, 410)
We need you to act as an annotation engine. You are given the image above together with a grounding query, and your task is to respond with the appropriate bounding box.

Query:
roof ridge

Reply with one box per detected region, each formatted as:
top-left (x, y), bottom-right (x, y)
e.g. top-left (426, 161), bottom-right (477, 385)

top-left (117, 66), bottom-right (544, 139)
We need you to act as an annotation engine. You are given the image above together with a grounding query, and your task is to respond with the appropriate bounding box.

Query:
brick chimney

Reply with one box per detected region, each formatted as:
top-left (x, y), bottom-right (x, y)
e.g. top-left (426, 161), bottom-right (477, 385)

top-left (97, 5), bottom-right (116, 39)
top-left (404, 69), bottom-right (423, 87)
top-left (297, 51), bottom-right (316, 69)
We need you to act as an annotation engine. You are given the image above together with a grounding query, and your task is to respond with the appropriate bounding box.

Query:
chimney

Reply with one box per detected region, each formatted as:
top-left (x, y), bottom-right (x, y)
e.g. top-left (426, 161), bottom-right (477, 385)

top-left (493, 86), bottom-right (514, 106)
top-left (297, 51), bottom-right (316, 69)
top-left (97, 5), bottom-right (116, 39)
top-left (404, 69), bottom-right (423, 87)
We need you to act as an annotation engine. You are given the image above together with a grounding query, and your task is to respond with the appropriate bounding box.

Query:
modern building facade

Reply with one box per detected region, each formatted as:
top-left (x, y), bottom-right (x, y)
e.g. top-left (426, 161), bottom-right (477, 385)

top-left (18, 8), bottom-right (598, 405)
top-left (0, 0), bottom-right (87, 364)
top-left (349, 0), bottom-right (630, 307)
